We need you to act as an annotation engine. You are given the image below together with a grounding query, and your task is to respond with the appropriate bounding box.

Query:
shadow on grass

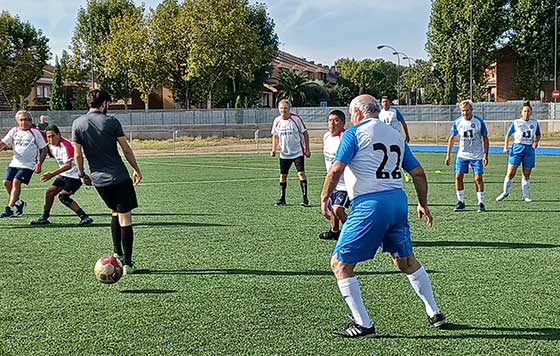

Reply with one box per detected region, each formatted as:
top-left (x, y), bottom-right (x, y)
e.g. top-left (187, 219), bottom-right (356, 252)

top-left (133, 268), bottom-right (412, 277)
top-left (120, 289), bottom-right (177, 294)
top-left (415, 240), bottom-right (559, 249)
top-left (13, 221), bottom-right (232, 228)
top-left (382, 323), bottom-right (560, 341)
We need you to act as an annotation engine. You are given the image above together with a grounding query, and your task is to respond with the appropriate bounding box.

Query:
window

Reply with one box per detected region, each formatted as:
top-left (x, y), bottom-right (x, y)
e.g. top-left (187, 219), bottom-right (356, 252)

top-left (36, 86), bottom-right (43, 98)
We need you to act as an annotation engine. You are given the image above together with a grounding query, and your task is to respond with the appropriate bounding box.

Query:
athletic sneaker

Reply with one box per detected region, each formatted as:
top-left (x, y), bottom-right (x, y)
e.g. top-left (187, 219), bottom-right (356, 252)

top-left (477, 203), bottom-right (486, 212)
top-left (454, 201), bottom-right (465, 211)
top-left (113, 253), bottom-right (125, 263)
top-left (495, 192), bottom-right (509, 202)
top-left (30, 216), bottom-right (50, 225)
top-left (123, 263), bottom-right (137, 275)
top-left (275, 198), bottom-right (286, 206)
top-left (523, 197), bottom-right (533, 203)
top-left (301, 198), bottom-right (310, 207)
top-left (77, 216), bottom-right (93, 226)
top-left (319, 230), bottom-right (340, 240)
top-left (0, 206), bottom-right (14, 218)
top-left (428, 313), bottom-right (447, 328)
top-left (14, 200), bottom-right (26, 217)
top-left (332, 316), bottom-right (376, 338)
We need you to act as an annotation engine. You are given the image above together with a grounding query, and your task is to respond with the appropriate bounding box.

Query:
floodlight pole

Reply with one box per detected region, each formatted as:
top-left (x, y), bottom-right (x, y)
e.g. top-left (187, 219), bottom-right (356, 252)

top-left (469, 4), bottom-right (474, 101)
top-left (377, 45), bottom-right (401, 103)
top-left (395, 51), bottom-right (412, 105)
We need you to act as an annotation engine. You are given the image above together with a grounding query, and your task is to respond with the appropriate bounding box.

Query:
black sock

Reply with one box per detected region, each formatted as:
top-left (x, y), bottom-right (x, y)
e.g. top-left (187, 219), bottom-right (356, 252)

top-left (279, 182), bottom-right (287, 200)
top-left (300, 180), bottom-right (308, 200)
top-left (121, 225), bottom-right (134, 266)
top-left (42, 210), bottom-right (50, 219)
top-left (75, 208), bottom-right (87, 219)
top-left (111, 216), bottom-right (123, 256)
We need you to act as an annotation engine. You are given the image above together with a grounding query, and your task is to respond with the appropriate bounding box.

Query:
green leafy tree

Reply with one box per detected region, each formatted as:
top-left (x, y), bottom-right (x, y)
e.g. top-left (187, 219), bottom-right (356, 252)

top-left (426, 0), bottom-right (509, 104)
top-left (401, 59), bottom-right (442, 104)
top-left (302, 80), bottom-right (329, 106)
top-left (275, 70), bottom-right (319, 106)
top-left (334, 58), bottom-right (399, 99)
top-left (0, 11), bottom-right (50, 108)
top-left (328, 84), bottom-right (354, 106)
top-left (49, 59), bottom-right (65, 110)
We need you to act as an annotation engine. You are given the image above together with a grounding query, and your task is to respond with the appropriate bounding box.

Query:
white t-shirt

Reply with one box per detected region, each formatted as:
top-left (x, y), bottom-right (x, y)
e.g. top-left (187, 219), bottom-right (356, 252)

top-left (271, 114), bottom-right (307, 159)
top-left (449, 115), bottom-right (488, 160)
top-left (49, 137), bottom-right (79, 179)
top-left (379, 108), bottom-right (405, 133)
top-left (2, 127), bottom-right (47, 169)
top-left (323, 131), bottom-right (346, 191)
top-left (507, 118), bottom-right (541, 145)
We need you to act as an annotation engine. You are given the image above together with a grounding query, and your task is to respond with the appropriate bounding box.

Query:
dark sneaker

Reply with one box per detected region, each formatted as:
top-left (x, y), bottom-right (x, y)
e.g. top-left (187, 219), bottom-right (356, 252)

top-left (30, 216), bottom-right (50, 225)
top-left (14, 200), bottom-right (26, 217)
top-left (123, 262), bottom-right (137, 275)
top-left (275, 199), bottom-right (286, 206)
top-left (319, 230), bottom-right (340, 240)
top-left (77, 216), bottom-right (93, 226)
top-left (301, 198), bottom-right (310, 207)
top-left (454, 201), bottom-right (465, 211)
top-left (113, 253), bottom-right (125, 263)
top-left (0, 206), bottom-right (14, 218)
top-left (332, 317), bottom-right (376, 338)
top-left (428, 313), bottom-right (446, 328)
top-left (477, 203), bottom-right (486, 212)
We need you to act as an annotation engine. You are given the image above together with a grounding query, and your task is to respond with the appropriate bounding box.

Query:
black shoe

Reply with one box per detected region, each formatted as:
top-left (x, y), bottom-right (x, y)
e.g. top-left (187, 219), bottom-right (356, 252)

top-left (301, 198), bottom-right (310, 207)
top-left (454, 201), bottom-right (465, 211)
top-left (428, 313), bottom-right (446, 328)
top-left (275, 199), bottom-right (286, 206)
top-left (332, 317), bottom-right (376, 338)
top-left (78, 216), bottom-right (93, 226)
top-left (319, 230), bottom-right (340, 240)
top-left (477, 203), bottom-right (486, 212)
top-left (30, 216), bottom-right (50, 225)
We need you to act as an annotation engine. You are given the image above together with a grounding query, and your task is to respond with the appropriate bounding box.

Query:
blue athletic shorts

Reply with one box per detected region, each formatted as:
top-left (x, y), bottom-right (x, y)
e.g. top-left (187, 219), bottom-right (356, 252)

top-left (4, 166), bottom-right (34, 185)
top-left (508, 144), bottom-right (535, 168)
top-left (330, 190), bottom-right (350, 208)
top-left (333, 189), bottom-right (413, 264)
top-left (455, 157), bottom-right (483, 174)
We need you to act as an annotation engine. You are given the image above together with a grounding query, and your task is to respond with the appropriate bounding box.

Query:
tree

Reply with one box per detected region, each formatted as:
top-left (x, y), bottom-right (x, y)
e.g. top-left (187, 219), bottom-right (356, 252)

top-left (275, 70), bottom-right (319, 106)
top-left (401, 59), bottom-right (442, 104)
top-left (0, 11), bottom-right (50, 108)
top-left (426, 0), bottom-right (509, 104)
top-left (328, 84), bottom-right (354, 106)
top-left (302, 80), bottom-right (329, 106)
top-left (334, 58), bottom-right (399, 99)
top-left (50, 58), bottom-right (65, 110)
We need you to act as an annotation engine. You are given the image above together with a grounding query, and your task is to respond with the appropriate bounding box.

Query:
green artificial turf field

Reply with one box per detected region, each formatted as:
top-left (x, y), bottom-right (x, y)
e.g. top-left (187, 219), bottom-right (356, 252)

top-left (0, 152), bottom-right (558, 355)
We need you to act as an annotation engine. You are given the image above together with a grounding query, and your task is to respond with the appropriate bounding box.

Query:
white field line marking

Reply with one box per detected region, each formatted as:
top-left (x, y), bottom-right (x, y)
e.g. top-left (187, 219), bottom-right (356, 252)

top-left (140, 160), bottom-right (327, 174)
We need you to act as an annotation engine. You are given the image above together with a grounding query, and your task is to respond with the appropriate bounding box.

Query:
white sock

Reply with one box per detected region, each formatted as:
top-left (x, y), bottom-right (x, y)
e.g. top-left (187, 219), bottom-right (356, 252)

top-left (477, 191), bottom-right (485, 204)
top-left (406, 266), bottom-right (440, 317)
top-left (503, 177), bottom-right (512, 194)
top-left (456, 190), bottom-right (464, 203)
top-left (337, 277), bottom-right (372, 328)
top-left (521, 179), bottom-right (530, 199)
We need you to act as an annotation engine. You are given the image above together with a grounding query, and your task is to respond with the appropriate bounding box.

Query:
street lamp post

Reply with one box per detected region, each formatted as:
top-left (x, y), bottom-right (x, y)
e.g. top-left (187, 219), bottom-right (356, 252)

top-left (403, 56), bottom-right (417, 104)
top-left (394, 51), bottom-right (412, 105)
top-left (469, 4), bottom-right (474, 101)
top-left (555, 0), bottom-right (558, 99)
top-left (377, 44), bottom-right (401, 103)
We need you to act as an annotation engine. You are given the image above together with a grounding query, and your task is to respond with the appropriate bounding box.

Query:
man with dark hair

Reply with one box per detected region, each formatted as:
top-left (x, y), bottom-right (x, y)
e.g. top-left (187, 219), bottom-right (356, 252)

top-left (72, 89), bottom-right (142, 274)
top-left (31, 125), bottom-right (93, 226)
top-left (379, 96), bottom-right (411, 143)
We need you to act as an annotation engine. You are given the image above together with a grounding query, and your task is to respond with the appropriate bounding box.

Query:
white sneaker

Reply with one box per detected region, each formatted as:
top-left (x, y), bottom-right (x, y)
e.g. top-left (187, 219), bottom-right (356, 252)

top-left (495, 193), bottom-right (509, 202)
top-left (523, 197), bottom-right (532, 203)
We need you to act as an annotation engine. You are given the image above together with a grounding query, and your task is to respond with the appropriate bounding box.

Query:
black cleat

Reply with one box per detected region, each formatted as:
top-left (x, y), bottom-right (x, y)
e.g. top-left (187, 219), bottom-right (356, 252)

top-left (332, 317), bottom-right (376, 338)
top-left (301, 198), bottom-right (310, 207)
top-left (428, 313), bottom-right (447, 328)
top-left (477, 203), bottom-right (486, 212)
top-left (275, 199), bottom-right (286, 206)
top-left (78, 216), bottom-right (93, 226)
top-left (319, 230), bottom-right (340, 240)
top-left (454, 201), bottom-right (465, 211)
top-left (30, 216), bottom-right (50, 225)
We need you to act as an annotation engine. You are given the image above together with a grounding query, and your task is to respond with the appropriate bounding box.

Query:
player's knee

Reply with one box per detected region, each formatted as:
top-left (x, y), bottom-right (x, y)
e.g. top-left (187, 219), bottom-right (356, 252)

top-left (3, 180), bottom-right (9, 188)
top-left (58, 192), bottom-right (74, 207)
top-left (474, 175), bottom-right (483, 184)
top-left (394, 255), bottom-right (420, 274)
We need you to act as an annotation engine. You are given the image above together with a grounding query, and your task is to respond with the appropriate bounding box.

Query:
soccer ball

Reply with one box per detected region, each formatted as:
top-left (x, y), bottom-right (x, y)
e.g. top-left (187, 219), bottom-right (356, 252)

top-left (94, 256), bottom-right (123, 284)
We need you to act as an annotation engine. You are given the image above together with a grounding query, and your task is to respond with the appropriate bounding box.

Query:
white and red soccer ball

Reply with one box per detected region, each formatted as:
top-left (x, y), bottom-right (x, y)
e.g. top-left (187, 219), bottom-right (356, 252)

top-left (94, 256), bottom-right (123, 284)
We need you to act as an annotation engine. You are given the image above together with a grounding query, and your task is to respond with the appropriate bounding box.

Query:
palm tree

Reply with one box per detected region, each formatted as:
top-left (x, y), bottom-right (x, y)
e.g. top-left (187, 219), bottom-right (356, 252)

top-left (274, 70), bottom-right (319, 106)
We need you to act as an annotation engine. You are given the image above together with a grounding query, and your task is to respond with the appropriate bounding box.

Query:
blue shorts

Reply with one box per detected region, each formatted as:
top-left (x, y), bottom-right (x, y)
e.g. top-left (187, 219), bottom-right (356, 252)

top-left (455, 157), bottom-right (483, 175)
top-left (333, 189), bottom-right (413, 264)
top-left (330, 190), bottom-right (350, 209)
top-left (508, 144), bottom-right (535, 168)
top-left (4, 166), bottom-right (33, 185)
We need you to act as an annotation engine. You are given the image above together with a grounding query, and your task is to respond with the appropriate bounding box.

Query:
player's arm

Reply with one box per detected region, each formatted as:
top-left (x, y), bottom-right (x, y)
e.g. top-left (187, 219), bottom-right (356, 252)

top-left (303, 131), bottom-right (311, 158)
top-left (72, 142), bottom-right (91, 185)
top-left (0, 141), bottom-right (6, 152)
top-left (117, 136), bottom-right (142, 185)
top-left (320, 160), bottom-right (346, 219)
top-left (40, 162), bottom-right (72, 182)
top-left (533, 124), bottom-right (541, 149)
top-left (444, 135), bottom-right (455, 166)
top-left (271, 135), bottom-right (279, 157)
top-left (401, 121), bottom-right (411, 143)
top-left (34, 147), bottom-right (48, 174)
top-left (408, 165), bottom-right (433, 228)
top-left (482, 135), bottom-right (489, 166)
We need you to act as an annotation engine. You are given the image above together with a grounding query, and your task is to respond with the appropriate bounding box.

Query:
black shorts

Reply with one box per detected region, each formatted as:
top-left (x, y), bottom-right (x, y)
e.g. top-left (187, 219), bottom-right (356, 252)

top-left (52, 176), bottom-right (82, 194)
top-left (95, 178), bottom-right (138, 213)
top-left (279, 156), bottom-right (305, 175)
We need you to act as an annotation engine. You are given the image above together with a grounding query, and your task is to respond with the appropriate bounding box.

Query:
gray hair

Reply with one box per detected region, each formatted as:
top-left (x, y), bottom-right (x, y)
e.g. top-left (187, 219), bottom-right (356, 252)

top-left (350, 96), bottom-right (381, 117)
top-left (278, 99), bottom-right (291, 109)
top-left (458, 100), bottom-right (473, 110)
top-left (15, 110), bottom-right (32, 121)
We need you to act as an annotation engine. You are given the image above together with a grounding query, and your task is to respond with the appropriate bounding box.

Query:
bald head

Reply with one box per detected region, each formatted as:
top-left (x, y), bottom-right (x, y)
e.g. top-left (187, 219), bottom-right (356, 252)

top-left (349, 94), bottom-right (381, 124)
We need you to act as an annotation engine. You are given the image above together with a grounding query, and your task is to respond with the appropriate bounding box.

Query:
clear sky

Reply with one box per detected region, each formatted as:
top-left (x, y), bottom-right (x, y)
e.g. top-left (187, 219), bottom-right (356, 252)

top-left (0, 0), bottom-right (432, 66)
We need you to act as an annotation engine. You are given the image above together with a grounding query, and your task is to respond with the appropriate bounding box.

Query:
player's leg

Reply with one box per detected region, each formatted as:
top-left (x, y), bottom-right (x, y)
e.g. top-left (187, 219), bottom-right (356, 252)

top-left (11, 169), bottom-right (33, 217)
top-left (1, 173), bottom-right (15, 217)
top-left (115, 179), bottom-right (139, 274)
top-left (9, 179), bottom-right (23, 214)
top-left (295, 156), bottom-right (308, 207)
top-left (277, 158), bottom-right (291, 205)
top-left (454, 158), bottom-right (467, 210)
top-left (497, 164), bottom-right (518, 201)
top-left (472, 160), bottom-right (485, 211)
top-left (520, 147), bottom-right (535, 202)
top-left (59, 177), bottom-right (92, 225)
top-left (95, 185), bottom-right (124, 261)
top-left (30, 185), bottom-right (61, 225)
top-left (3, 179), bottom-right (11, 195)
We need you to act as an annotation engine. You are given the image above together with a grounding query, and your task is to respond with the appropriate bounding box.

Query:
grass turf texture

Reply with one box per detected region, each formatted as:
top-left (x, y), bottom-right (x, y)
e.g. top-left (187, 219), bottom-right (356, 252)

top-left (0, 152), bottom-right (559, 355)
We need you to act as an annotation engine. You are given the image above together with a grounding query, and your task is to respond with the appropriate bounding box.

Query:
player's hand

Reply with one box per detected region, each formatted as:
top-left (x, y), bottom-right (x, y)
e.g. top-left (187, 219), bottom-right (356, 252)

top-left (417, 204), bottom-right (433, 228)
top-left (40, 172), bottom-right (53, 182)
top-left (304, 149), bottom-right (311, 158)
top-left (483, 157), bottom-right (488, 167)
top-left (133, 170), bottom-right (142, 185)
top-left (321, 199), bottom-right (331, 220)
top-left (503, 147), bottom-right (508, 154)
top-left (270, 150), bottom-right (276, 157)
top-left (405, 136), bottom-right (411, 143)
top-left (444, 157), bottom-right (450, 166)
top-left (33, 163), bottom-right (42, 174)
top-left (81, 175), bottom-right (92, 186)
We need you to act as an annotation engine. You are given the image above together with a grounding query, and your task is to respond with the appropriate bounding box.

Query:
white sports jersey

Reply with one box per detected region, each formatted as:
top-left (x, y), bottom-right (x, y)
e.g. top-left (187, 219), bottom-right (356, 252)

top-left (449, 115), bottom-right (488, 160)
top-left (335, 118), bottom-right (420, 200)
top-left (323, 131), bottom-right (346, 191)
top-left (379, 108), bottom-right (404, 133)
top-left (271, 114), bottom-right (307, 159)
top-left (507, 118), bottom-right (540, 145)
top-left (49, 137), bottom-right (79, 179)
top-left (1, 127), bottom-right (47, 169)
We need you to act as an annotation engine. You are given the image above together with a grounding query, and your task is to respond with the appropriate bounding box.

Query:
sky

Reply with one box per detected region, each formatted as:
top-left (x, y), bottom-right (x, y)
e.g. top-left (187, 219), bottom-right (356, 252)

top-left (0, 0), bottom-right (432, 66)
